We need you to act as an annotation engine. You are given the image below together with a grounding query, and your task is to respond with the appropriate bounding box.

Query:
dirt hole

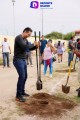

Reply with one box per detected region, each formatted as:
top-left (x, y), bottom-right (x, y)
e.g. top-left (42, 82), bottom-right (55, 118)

top-left (17, 93), bottom-right (77, 117)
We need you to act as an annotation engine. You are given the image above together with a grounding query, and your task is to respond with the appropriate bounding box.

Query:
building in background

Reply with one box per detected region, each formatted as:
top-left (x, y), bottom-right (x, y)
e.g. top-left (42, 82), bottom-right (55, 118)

top-left (74, 30), bottom-right (80, 41)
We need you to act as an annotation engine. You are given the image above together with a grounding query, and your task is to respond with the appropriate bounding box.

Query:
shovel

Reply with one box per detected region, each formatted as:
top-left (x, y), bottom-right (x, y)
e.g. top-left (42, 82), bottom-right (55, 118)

top-left (62, 61), bottom-right (73, 94)
top-left (35, 31), bottom-right (42, 90)
top-left (38, 31), bottom-right (42, 89)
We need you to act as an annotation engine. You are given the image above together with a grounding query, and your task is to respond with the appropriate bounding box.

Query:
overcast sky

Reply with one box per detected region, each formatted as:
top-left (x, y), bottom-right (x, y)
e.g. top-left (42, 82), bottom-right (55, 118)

top-left (0, 0), bottom-right (80, 36)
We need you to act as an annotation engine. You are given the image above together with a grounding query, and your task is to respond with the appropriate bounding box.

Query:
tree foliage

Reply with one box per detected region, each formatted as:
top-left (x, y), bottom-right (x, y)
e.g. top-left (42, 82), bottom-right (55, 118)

top-left (45, 31), bottom-right (75, 40)
top-left (64, 32), bottom-right (75, 40)
top-left (45, 32), bottom-right (63, 39)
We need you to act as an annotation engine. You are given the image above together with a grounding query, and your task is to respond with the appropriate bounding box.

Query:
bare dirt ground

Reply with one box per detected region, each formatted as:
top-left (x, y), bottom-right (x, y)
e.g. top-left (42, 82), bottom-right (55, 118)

top-left (0, 52), bottom-right (80, 120)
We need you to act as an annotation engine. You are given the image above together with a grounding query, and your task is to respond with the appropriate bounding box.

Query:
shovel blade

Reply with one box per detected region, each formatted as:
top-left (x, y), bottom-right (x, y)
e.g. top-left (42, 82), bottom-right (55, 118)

top-left (36, 80), bottom-right (42, 90)
top-left (62, 85), bottom-right (70, 94)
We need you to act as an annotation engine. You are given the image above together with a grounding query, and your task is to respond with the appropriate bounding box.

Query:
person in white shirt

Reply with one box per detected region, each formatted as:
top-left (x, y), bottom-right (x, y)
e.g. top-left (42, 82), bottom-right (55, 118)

top-left (1, 37), bottom-right (11, 67)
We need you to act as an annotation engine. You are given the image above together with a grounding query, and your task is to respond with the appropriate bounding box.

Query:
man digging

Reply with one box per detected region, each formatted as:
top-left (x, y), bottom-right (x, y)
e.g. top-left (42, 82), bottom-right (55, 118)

top-left (13, 27), bottom-right (39, 102)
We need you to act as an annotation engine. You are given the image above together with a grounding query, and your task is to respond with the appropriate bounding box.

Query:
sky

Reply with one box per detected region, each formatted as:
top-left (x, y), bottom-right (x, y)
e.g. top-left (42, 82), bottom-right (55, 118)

top-left (0, 0), bottom-right (80, 36)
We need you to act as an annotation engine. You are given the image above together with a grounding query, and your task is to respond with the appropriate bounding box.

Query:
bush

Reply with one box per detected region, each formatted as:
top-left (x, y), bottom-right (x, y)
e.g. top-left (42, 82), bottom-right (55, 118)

top-left (45, 32), bottom-right (63, 39)
top-left (64, 32), bottom-right (75, 40)
top-left (45, 31), bottom-right (75, 40)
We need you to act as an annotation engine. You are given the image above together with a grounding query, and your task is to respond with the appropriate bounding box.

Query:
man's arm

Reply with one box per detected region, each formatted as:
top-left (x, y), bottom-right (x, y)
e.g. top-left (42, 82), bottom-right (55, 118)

top-left (73, 49), bottom-right (80, 58)
top-left (16, 36), bottom-right (38, 51)
top-left (70, 43), bottom-right (75, 48)
top-left (29, 46), bottom-right (37, 51)
top-left (69, 40), bottom-right (75, 49)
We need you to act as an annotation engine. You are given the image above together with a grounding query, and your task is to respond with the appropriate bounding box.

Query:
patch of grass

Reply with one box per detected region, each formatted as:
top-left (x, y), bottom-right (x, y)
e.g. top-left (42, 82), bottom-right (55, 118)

top-left (2, 118), bottom-right (10, 120)
top-left (0, 59), bottom-right (3, 65)
top-left (72, 96), bottom-right (80, 103)
top-left (55, 93), bottom-right (80, 104)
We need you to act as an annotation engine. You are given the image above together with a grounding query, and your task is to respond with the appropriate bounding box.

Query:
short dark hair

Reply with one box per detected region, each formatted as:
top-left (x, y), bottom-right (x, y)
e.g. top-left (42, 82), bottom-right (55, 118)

top-left (58, 41), bottom-right (60, 46)
top-left (23, 27), bottom-right (33, 33)
top-left (48, 39), bottom-right (52, 43)
top-left (77, 38), bottom-right (80, 42)
top-left (71, 36), bottom-right (74, 40)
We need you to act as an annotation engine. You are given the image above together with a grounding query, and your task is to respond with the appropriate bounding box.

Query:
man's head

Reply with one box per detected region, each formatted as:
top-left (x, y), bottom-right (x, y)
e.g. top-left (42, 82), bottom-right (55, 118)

top-left (41, 35), bottom-right (44, 40)
top-left (71, 36), bottom-right (74, 41)
top-left (22, 27), bottom-right (33, 38)
top-left (48, 39), bottom-right (52, 44)
top-left (4, 37), bottom-right (7, 42)
top-left (77, 38), bottom-right (80, 43)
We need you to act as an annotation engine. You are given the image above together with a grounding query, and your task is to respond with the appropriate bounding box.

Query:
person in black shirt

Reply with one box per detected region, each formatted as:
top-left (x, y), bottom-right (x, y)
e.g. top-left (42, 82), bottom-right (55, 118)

top-left (13, 27), bottom-right (38, 102)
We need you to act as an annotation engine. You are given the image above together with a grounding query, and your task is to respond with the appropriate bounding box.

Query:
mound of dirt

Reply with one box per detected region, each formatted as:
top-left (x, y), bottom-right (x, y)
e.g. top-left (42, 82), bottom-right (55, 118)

top-left (17, 93), bottom-right (77, 117)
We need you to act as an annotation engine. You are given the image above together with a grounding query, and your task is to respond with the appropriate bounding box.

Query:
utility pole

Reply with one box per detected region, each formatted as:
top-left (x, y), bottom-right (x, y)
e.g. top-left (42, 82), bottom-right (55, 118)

top-left (12, 0), bottom-right (15, 37)
top-left (42, 9), bottom-right (43, 35)
top-left (62, 25), bottom-right (64, 40)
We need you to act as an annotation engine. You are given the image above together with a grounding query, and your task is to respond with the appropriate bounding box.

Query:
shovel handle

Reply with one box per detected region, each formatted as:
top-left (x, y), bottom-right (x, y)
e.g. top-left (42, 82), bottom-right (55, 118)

top-left (34, 32), bottom-right (39, 78)
top-left (65, 61), bottom-right (73, 86)
top-left (38, 31), bottom-right (41, 79)
top-left (66, 76), bottom-right (69, 86)
top-left (68, 61), bottom-right (73, 76)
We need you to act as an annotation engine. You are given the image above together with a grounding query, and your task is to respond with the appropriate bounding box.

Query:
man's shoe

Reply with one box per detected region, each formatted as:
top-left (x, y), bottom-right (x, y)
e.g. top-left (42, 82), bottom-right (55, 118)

top-left (76, 87), bottom-right (80, 92)
top-left (16, 96), bottom-right (26, 102)
top-left (22, 93), bottom-right (30, 97)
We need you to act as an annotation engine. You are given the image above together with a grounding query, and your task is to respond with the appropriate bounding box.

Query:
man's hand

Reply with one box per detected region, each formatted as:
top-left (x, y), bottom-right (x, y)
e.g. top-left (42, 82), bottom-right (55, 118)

top-left (73, 49), bottom-right (80, 57)
top-left (34, 41), bottom-right (40, 48)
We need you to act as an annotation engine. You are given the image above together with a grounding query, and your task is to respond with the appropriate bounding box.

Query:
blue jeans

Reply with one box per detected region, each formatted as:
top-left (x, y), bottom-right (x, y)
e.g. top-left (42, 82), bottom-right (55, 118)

top-left (13, 59), bottom-right (27, 97)
top-left (68, 51), bottom-right (74, 66)
top-left (44, 58), bottom-right (53, 75)
top-left (3, 52), bottom-right (10, 67)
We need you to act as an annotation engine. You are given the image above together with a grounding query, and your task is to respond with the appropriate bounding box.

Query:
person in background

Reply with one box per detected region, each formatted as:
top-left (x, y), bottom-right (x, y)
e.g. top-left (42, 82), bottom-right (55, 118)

top-left (56, 41), bottom-right (63, 63)
top-left (26, 39), bottom-right (33, 67)
top-left (13, 27), bottom-right (39, 102)
top-left (40, 35), bottom-right (47, 64)
top-left (1, 37), bottom-right (11, 68)
top-left (62, 42), bottom-right (66, 52)
top-left (68, 36), bottom-right (75, 66)
top-left (76, 38), bottom-right (80, 61)
top-left (42, 40), bottom-right (56, 78)
top-left (40, 35), bottom-right (47, 55)
top-left (73, 49), bottom-right (80, 96)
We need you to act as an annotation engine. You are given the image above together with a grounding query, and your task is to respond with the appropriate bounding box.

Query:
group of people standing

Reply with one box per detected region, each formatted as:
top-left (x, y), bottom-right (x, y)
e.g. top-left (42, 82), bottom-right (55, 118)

top-left (0, 29), bottom-right (65, 102)
top-left (1, 27), bottom-right (80, 102)
top-left (68, 36), bottom-right (80, 66)
top-left (68, 36), bottom-right (80, 94)
top-left (13, 27), bottom-right (60, 102)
